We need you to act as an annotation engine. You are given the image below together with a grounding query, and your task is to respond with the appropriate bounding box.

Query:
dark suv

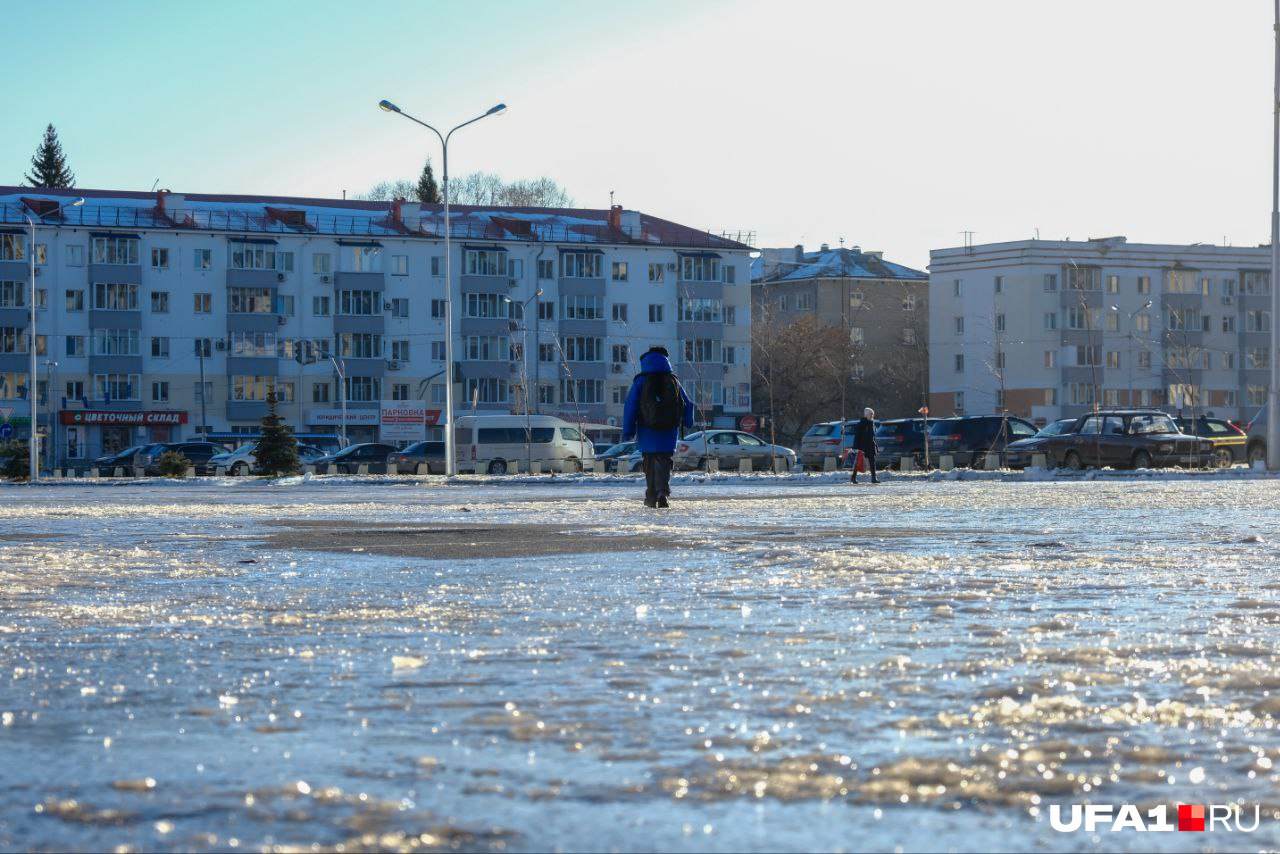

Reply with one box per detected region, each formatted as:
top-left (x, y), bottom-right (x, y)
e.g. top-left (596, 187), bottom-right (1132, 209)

top-left (133, 441), bottom-right (230, 476)
top-left (873, 418), bottom-right (929, 468)
top-left (927, 415), bottom-right (1038, 467)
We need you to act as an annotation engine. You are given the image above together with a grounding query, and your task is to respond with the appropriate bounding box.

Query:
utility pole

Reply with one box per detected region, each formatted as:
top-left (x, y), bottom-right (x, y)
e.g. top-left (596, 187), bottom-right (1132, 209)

top-left (197, 345), bottom-right (208, 437)
top-left (1270, 0), bottom-right (1280, 470)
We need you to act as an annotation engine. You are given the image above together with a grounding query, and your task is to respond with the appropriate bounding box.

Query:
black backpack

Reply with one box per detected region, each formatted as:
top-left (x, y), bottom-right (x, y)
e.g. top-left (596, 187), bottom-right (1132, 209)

top-left (639, 373), bottom-right (683, 430)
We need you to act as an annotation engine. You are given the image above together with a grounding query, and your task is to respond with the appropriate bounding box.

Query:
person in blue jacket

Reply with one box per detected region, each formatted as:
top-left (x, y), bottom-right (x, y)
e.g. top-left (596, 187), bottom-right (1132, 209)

top-left (622, 346), bottom-right (695, 508)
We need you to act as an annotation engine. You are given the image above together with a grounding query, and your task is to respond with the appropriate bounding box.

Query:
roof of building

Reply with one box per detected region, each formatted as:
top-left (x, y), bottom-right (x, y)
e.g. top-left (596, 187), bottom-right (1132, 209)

top-left (0, 186), bottom-right (753, 252)
top-left (752, 245), bottom-right (926, 283)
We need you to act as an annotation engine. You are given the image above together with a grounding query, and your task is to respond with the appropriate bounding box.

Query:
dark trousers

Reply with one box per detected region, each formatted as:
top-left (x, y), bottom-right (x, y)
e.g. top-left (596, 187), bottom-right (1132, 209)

top-left (642, 452), bottom-right (674, 502)
top-left (851, 450), bottom-right (878, 482)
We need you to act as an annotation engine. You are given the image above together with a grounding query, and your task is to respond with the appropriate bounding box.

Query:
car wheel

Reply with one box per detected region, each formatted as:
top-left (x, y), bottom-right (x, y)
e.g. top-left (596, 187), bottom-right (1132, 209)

top-left (487, 459), bottom-right (508, 475)
top-left (231, 462), bottom-right (249, 476)
top-left (1132, 450), bottom-right (1153, 470)
top-left (565, 457), bottom-right (581, 473)
top-left (1247, 443), bottom-right (1266, 465)
top-left (1212, 448), bottom-right (1233, 469)
top-left (1063, 451), bottom-right (1083, 471)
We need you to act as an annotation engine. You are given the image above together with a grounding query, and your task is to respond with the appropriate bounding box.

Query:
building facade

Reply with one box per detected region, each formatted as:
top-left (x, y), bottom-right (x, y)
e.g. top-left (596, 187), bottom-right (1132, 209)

top-left (0, 188), bottom-right (753, 464)
top-left (752, 243), bottom-right (930, 417)
top-left (928, 237), bottom-right (1274, 424)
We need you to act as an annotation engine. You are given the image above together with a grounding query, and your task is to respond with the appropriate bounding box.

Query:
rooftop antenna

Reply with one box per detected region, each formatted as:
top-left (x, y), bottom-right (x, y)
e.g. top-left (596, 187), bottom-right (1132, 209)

top-left (609, 190), bottom-right (614, 207)
top-left (839, 237), bottom-right (845, 247)
top-left (151, 179), bottom-right (160, 192)
top-left (960, 230), bottom-right (975, 250)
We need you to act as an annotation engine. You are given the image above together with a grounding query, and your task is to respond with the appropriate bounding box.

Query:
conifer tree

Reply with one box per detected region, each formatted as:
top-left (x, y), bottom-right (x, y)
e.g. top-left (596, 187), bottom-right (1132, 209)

top-left (416, 158), bottom-right (441, 204)
top-left (255, 389), bottom-right (300, 476)
top-left (24, 124), bottom-right (76, 188)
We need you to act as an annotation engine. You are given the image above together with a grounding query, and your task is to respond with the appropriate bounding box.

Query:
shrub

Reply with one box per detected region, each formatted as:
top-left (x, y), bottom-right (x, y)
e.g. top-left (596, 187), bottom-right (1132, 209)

top-left (154, 450), bottom-right (191, 478)
top-left (1, 439), bottom-right (29, 481)
top-left (256, 389), bottom-right (300, 476)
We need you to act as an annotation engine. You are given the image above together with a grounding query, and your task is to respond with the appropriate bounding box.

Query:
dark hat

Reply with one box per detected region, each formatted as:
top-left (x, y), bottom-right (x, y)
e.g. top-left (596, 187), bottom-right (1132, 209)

top-left (645, 345), bottom-right (670, 357)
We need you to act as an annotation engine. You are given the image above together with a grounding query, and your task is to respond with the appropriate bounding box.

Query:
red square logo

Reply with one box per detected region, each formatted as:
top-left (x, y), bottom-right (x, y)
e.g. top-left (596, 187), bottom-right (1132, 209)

top-left (1178, 804), bottom-right (1205, 831)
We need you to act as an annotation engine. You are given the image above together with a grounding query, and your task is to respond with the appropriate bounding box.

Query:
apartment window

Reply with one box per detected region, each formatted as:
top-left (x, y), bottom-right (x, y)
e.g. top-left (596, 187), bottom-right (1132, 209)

top-left (648, 263), bottom-right (664, 283)
top-left (193, 338), bottom-right (212, 358)
top-left (563, 336), bottom-right (603, 362)
top-left (193, 381), bottom-right (213, 405)
top-left (306, 252), bottom-right (329, 276)
top-left (850, 327), bottom-right (864, 346)
top-left (464, 335), bottom-right (507, 361)
top-left (227, 243), bottom-right (277, 271)
top-left (187, 248), bottom-right (211, 271)
top-left (1168, 308), bottom-right (1202, 331)
top-left (1137, 275), bottom-right (1151, 294)
top-left (150, 291), bottom-right (169, 313)
top-left (194, 292), bottom-right (212, 313)
top-left (954, 316), bottom-right (964, 334)
top-left (1067, 306), bottom-right (1098, 330)
top-left (538, 343), bottom-right (557, 362)
top-left (1135, 314), bottom-right (1151, 333)
top-left (995, 313), bottom-right (1005, 333)
top-left (391, 255), bottom-right (408, 276)
top-left (465, 377), bottom-right (510, 404)
top-left (461, 293), bottom-right (505, 319)
top-left (430, 341), bottom-right (446, 361)
top-left (1200, 276), bottom-right (1212, 296)
top-left (1106, 351), bottom-right (1120, 369)
top-left (648, 304), bottom-right (664, 323)
top-left (725, 305), bottom-right (737, 325)
top-left (463, 249), bottom-right (507, 277)
top-left (1076, 345), bottom-right (1101, 366)
top-left (391, 298), bottom-right (409, 318)
top-left (682, 339), bottom-right (722, 363)
top-left (1249, 347), bottom-right (1271, 369)
top-left (1247, 310), bottom-right (1271, 332)
top-left (1106, 275), bottom-right (1119, 294)
top-left (230, 376), bottom-right (273, 401)
top-left (954, 354), bottom-right (964, 372)
top-left (535, 300), bottom-right (554, 321)
top-left (226, 287), bottom-right (271, 314)
top-left (65, 335), bottom-right (85, 357)
top-left (1068, 383), bottom-right (1095, 406)
top-left (1222, 352), bottom-right (1235, 370)
top-left (94, 373), bottom-right (140, 401)
top-left (93, 282), bottom-right (139, 310)
top-left (1137, 351), bottom-right (1152, 369)
top-left (611, 304), bottom-right (629, 323)
top-left (0, 328), bottom-right (27, 354)
top-left (1043, 273), bottom-right (1057, 292)
top-left (0, 282), bottom-right (24, 308)
top-left (66, 244), bottom-right (84, 266)
top-left (342, 246), bottom-right (382, 273)
top-left (679, 298), bottom-right (723, 323)
top-left (1068, 267), bottom-right (1100, 290)
top-left (1249, 385), bottom-right (1268, 406)
top-left (797, 293), bottom-right (814, 310)
top-left (65, 380), bottom-right (84, 401)
top-left (994, 275), bottom-right (1004, 294)
top-left (561, 378), bottom-right (604, 404)
top-left (561, 252), bottom-right (602, 279)
top-left (611, 261), bottom-right (629, 281)
top-left (995, 351), bottom-right (1006, 370)
top-left (383, 382), bottom-right (409, 401)
top-left (151, 337), bottom-right (170, 359)
top-left (312, 295), bottom-right (330, 316)
top-left (1106, 312), bottom-right (1119, 332)
top-left (64, 289), bottom-right (84, 312)
top-left (537, 259), bottom-right (555, 279)
top-left (311, 382), bottom-right (331, 404)
top-left (611, 344), bottom-right (630, 364)
top-left (277, 252), bottom-right (295, 274)
top-left (230, 331), bottom-right (276, 357)
top-left (339, 333), bottom-right (384, 359)
top-left (722, 265), bottom-right (736, 284)
top-left (902, 328), bottom-right (917, 345)
top-left (724, 345), bottom-right (736, 365)
top-left (901, 294), bottom-right (916, 311)
top-left (953, 279), bottom-right (962, 297)
top-left (679, 255), bottom-right (719, 282)
top-left (276, 295), bottom-right (295, 316)
top-left (1044, 350), bottom-right (1057, 368)
top-left (1201, 314), bottom-right (1211, 333)
top-left (778, 295), bottom-right (789, 311)
top-left (151, 381), bottom-right (169, 403)
top-left (92, 236), bottom-right (139, 265)
top-left (391, 340), bottom-right (410, 361)
top-left (151, 248), bottom-right (170, 269)
top-left (563, 294), bottom-right (603, 320)
top-left (92, 329), bottom-right (140, 356)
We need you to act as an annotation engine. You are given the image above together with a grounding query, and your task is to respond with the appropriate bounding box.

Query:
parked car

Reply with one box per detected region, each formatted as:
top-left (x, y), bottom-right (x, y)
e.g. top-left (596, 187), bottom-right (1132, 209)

top-left (128, 441), bottom-right (231, 476)
top-left (388, 441), bottom-right (447, 475)
top-left (1246, 406), bottom-right (1269, 465)
top-left (873, 418), bottom-right (929, 468)
top-left (622, 448), bottom-right (644, 473)
top-left (1005, 410), bottom-right (1212, 470)
top-left (92, 445), bottom-right (145, 474)
top-left (1036, 418), bottom-right (1077, 438)
top-left (799, 421), bottom-right (855, 470)
top-left (1173, 416), bottom-right (1248, 468)
top-left (315, 442), bottom-right (398, 474)
top-left (926, 415), bottom-right (1039, 468)
top-left (673, 430), bottom-right (797, 471)
top-left (597, 440), bottom-right (637, 473)
top-left (208, 441), bottom-right (327, 475)
top-left (454, 415), bottom-right (594, 474)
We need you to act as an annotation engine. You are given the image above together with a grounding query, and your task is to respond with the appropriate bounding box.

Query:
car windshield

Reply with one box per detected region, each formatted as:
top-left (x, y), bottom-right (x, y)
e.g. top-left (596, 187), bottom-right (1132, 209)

top-left (805, 424), bottom-right (839, 437)
top-left (928, 420), bottom-right (958, 436)
top-left (683, 432), bottom-right (703, 441)
top-left (1129, 414), bottom-right (1178, 435)
top-left (602, 442), bottom-right (632, 456)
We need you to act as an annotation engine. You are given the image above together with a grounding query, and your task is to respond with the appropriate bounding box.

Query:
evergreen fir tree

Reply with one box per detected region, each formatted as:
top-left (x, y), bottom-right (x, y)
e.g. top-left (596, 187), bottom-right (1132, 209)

top-left (255, 389), bottom-right (300, 476)
top-left (24, 124), bottom-right (76, 188)
top-left (416, 158), bottom-right (441, 204)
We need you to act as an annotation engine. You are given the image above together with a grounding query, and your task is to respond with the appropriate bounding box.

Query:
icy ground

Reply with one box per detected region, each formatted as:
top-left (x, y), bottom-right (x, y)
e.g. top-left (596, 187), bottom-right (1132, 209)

top-left (1, 475), bottom-right (1279, 852)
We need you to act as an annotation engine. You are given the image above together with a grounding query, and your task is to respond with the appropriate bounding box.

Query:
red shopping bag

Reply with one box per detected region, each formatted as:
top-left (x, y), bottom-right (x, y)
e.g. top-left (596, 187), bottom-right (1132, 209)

top-left (843, 449), bottom-right (867, 472)
top-left (855, 449), bottom-right (867, 473)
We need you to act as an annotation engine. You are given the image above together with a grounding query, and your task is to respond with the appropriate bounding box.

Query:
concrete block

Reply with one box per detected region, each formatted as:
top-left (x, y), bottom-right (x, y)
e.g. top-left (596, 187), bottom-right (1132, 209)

top-left (52, 469), bottom-right (62, 479)
top-left (983, 452), bottom-right (1002, 471)
top-left (303, 464), bottom-right (315, 475)
top-left (582, 459), bottom-right (595, 473)
top-left (706, 458), bottom-right (719, 473)
top-left (738, 458), bottom-right (752, 474)
top-left (530, 461), bottom-right (542, 475)
top-left (214, 466), bottom-right (226, 477)
top-left (898, 456), bottom-right (915, 472)
top-left (415, 463), bottom-right (429, 475)
top-left (773, 457), bottom-right (788, 473)
top-left (1031, 453), bottom-right (1048, 469)
top-left (114, 467), bottom-right (125, 477)
top-left (939, 455), bottom-right (954, 471)
top-left (184, 466), bottom-right (196, 478)
top-left (91, 467), bottom-right (101, 478)
top-left (509, 460), bottom-right (521, 474)
top-left (356, 463), bottom-right (369, 475)
top-left (822, 456), bottom-right (836, 471)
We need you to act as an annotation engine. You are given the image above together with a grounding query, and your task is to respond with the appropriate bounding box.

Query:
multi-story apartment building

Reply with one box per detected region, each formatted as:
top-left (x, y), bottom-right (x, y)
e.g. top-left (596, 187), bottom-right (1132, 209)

top-left (752, 243), bottom-right (929, 416)
top-left (929, 237), bottom-right (1273, 424)
top-left (0, 187), bottom-right (753, 463)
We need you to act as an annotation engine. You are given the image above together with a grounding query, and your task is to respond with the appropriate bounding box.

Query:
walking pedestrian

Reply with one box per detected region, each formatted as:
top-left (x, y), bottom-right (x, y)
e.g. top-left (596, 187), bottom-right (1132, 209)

top-left (851, 407), bottom-right (879, 484)
top-left (622, 346), bottom-right (694, 508)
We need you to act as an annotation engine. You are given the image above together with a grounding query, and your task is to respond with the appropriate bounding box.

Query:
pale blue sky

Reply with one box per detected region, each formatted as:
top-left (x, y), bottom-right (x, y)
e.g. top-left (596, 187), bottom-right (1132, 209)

top-left (5, 1), bottom-right (1274, 268)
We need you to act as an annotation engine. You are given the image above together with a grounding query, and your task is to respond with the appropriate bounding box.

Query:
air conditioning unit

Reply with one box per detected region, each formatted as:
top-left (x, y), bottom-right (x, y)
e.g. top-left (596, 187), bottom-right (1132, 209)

top-left (215, 339), bottom-right (227, 351)
top-left (1222, 295), bottom-right (1234, 305)
top-left (277, 272), bottom-right (286, 282)
top-left (387, 360), bottom-right (401, 371)
top-left (383, 301), bottom-right (393, 311)
top-left (508, 278), bottom-right (519, 288)
top-left (320, 274), bottom-right (332, 284)
top-left (611, 363), bottom-right (623, 373)
top-left (277, 315), bottom-right (287, 325)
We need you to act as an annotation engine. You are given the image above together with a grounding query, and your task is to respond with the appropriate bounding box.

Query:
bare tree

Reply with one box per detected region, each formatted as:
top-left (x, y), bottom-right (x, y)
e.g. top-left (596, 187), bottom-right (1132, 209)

top-left (360, 179), bottom-right (417, 202)
top-left (750, 308), bottom-right (857, 448)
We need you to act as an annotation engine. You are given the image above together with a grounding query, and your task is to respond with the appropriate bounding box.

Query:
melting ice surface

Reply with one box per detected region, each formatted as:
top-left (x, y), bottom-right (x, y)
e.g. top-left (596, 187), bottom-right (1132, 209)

top-left (1, 476), bottom-right (1279, 852)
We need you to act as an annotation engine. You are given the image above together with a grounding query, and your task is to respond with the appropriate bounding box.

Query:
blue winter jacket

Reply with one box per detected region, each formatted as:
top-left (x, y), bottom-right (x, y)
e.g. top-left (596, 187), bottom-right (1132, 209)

top-left (622, 350), bottom-right (695, 453)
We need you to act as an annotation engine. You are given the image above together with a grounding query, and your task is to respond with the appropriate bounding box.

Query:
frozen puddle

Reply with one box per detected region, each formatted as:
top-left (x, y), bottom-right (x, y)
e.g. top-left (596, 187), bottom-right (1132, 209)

top-left (1, 478), bottom-right (1279, 851)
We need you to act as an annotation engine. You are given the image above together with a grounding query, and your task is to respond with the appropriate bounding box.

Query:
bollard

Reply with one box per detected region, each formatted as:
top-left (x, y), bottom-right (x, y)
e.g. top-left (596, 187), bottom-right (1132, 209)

top-left (52, 468), bottom-right (62, 479)
top-left (939, 455), bottom-right (954, 471)
top-left (1031, 453), bottom-right (1048, 469)
top-left (530, 460), bottom-right (542, 475)
top-left (983, 452), bottom-right (1002, 471)
top-left (705, 457), bottom-right (719, 473)
top-left (509, 460), bottom-right (521, 474)
top-left (356, 463), bottom-right (369, 476)
top-left (773, 457), bottom-right (788, 474)
top-left (113, 467), bottom-right (125, 477)
top-left (822, 457), bottom-right (836, 472)
top-left (415, 463), bottom-right (429, 475)
top-left (582, 458), bottom-right (595, 473)
top-left (899, 456), bottom-right (915, 472)
top-left (738, 458), bottom-right (752, 474)
top-left (134, 467), bottom-right (144, 479)
top-left (184, 466), bottom-right (196, 478)
top-left (91, 467), bottom-right (101, 478)
top-left (214, 465), bottom-right (226, 477)
top-left (302, 464), bottom-right (315, 475)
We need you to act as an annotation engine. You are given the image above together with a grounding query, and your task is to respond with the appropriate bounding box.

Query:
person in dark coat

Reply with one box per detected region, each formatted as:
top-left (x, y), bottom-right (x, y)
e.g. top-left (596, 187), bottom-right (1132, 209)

top-left (622, 346), bottom-right (695, 508)
top-left (851, 407), bottom-right (879, 484)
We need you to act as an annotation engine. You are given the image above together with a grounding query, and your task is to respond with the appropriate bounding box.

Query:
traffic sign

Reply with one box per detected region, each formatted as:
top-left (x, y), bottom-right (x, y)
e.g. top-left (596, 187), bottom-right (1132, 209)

top-left (0, 407), bottom-right (12, 422)
top-left (739, 414), bottom-right (758, 433)
top-left (0, 423), bottom-right (13, 439)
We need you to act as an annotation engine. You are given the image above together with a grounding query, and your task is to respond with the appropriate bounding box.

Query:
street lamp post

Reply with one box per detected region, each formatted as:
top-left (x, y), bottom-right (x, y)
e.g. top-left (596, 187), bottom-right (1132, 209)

top-left (1111, 300), bottom-right (1152, 406)
top-left (22, 197), bottom-right (83, 482)
top-left (379, 98), bottom-right (507, 476)
top-left (1270, 0), bottom-right (1280, 469)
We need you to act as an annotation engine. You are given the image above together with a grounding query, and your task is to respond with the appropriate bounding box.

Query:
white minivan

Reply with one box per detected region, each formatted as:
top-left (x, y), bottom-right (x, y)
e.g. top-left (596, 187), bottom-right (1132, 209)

top-left (455, 415), bottom-right (595, 474)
